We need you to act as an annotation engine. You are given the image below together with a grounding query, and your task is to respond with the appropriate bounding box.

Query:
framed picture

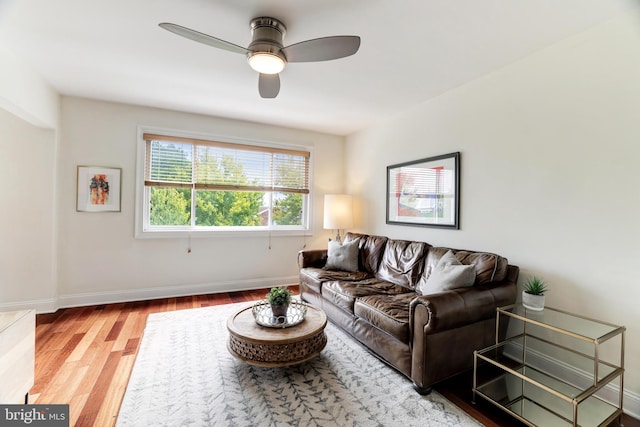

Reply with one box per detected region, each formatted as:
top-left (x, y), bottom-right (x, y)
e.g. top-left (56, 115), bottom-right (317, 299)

top-left (386, 152), bottom-right (460, 229)
top-left (76, 166), bottom-right (122, 212)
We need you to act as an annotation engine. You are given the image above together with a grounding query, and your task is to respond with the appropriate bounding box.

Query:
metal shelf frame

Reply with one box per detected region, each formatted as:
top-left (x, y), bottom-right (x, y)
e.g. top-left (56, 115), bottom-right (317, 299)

top-left (472, 304), bottom-right (625, 427)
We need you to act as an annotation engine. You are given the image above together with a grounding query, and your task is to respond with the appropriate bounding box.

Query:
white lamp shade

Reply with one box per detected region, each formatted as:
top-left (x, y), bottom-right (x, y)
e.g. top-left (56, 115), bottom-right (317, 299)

top-left (323, 194), bottom-right (354, 230)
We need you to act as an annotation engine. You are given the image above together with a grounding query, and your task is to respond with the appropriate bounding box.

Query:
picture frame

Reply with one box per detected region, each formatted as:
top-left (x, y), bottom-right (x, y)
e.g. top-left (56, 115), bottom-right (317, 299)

top-left (76, 166), bottom-right (122, 212)
top-left (386, 152), bottom-right (460, 229)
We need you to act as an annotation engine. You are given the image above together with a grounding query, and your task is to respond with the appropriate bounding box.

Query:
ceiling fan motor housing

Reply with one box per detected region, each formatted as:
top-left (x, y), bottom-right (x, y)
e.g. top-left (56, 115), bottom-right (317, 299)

top-left (248, 17), bottom-right (287, 61)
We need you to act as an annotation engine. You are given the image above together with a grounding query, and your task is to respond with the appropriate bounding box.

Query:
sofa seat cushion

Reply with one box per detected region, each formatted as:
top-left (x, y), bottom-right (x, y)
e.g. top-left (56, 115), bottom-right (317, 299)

top-left (300, 268), bottom-right (369, 294)
top-left (322, 279), bottom-right (410, 313)
top-left (301, 267), bottom-right (371, 291)
top-left (354, 293), bottom-right (417, 344)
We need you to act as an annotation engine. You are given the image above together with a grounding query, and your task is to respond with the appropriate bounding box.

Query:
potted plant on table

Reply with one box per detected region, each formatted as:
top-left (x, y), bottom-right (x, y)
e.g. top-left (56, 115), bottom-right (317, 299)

top-left (522, 277), bottom-right (548, 311)
top-left (266, 286), bottom-right (292, 320)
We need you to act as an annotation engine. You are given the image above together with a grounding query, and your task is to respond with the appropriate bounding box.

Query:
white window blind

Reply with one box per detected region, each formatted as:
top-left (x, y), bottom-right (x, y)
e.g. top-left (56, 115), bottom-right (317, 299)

top-left (143, 133), bottom-right (310, 194)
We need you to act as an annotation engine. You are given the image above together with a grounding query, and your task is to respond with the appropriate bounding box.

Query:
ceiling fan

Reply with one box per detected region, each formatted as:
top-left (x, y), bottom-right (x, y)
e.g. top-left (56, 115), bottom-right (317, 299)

top-left (159, 17), bottom-right (361, 98)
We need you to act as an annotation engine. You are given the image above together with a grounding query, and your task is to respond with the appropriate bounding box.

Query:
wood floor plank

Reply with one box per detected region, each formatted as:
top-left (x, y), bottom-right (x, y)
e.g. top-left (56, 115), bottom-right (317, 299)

top-left (41, 327), bottom-right (77, 352)
top-left (36, 310), bottom-right (64, 326)
top-left (65, 307), bottom-right (96, 334)
top-left (106, 320), bottom-right (125, 341)
top-left (47, 362), bottom-right (88, 404)
top-left (76, 350), bottom-right (123, 426)
top-left (32, 332), bottom-right (85, 395)
top-left (33, 349), bottom-right (59, 386)
top-left (111, 312), bottom-right (139, 352)
top-left (48, 309), bottom-right (79, 334)
top-left (75, 411), bottom-right (98, 427)
top-left (34, 322), bottom-right (54, 343)
top-left (104, 312), bottom-right (126, 342)
top-left (78, 339), bottom-right (106, 368)
top-left (123, 338), bottom-right (139, 357)
top-left (74, 308), bottom-right (107, 336)
top-left (76, 341), bottom-right (116, 397)
top-left (130, 311), bottom-right (147, 338)
top-left (93, 354), bottom-right (137, 427)
top-left (67, 318), bottom-right (108, 363)
top-left (68, 394), bottom-right (90, 427)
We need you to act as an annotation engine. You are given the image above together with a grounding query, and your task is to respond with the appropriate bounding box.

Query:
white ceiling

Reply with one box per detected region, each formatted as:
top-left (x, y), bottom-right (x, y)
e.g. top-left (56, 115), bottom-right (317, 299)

top-left (0, 0), bottom-right (637, 135)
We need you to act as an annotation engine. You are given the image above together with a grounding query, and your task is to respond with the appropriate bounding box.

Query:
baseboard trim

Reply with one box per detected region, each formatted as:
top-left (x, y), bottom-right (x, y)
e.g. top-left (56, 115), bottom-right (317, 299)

top-left (0, 298), bottom-right (59, 314)
top-left (1, 276), bottom-right (298, 314)
top-left (504, 342), bottom-right (640, 419)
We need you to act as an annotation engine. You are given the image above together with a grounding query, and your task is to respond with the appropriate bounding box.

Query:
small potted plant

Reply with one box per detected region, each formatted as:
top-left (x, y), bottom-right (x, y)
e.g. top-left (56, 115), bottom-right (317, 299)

top-left (522, 277), bottom-right (548, 311)
top-left (266, 286), bottom-right (292, 320)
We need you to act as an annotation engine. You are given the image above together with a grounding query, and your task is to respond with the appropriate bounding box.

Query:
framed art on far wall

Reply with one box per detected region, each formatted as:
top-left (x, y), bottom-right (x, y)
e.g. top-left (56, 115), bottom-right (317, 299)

top-left (76, 166), bottom-right (122, 212)
top-left (386, 152), bottom-right (460, 229)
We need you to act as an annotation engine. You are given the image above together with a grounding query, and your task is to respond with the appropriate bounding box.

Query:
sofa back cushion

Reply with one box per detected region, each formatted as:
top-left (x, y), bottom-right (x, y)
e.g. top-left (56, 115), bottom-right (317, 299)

top-left (418, 247), bottom-right (508, 287)
top-left (344, 232), bottom-right (388, 274)
top-left (375, 239), bottom-right (430, 289)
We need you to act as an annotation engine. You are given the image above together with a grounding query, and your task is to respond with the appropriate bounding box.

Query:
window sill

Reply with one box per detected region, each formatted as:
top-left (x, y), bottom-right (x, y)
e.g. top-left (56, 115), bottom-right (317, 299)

top-left (134, 228), bottom-right (312, 239)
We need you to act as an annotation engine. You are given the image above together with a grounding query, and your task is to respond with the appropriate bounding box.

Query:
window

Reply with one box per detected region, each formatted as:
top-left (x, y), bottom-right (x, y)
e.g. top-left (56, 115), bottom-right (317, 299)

top-left (138, 131), bottom-right (311, 235)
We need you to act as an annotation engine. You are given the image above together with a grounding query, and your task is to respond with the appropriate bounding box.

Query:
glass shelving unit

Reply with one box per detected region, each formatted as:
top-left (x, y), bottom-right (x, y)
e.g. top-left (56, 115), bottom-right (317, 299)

top-left (473, 304), bottom-right (625, 427)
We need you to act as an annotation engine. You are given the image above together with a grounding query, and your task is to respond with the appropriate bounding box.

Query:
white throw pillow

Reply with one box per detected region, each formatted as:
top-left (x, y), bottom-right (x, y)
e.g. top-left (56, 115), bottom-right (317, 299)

top-left (324, 239), bottom-right (359, 272)
top-left (419, 250), bottom-right (475, 295)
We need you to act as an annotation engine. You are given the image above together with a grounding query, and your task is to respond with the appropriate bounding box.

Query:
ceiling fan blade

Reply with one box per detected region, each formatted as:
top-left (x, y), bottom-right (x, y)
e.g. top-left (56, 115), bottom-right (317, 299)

top-left (259, 73), bottom-right (280, 98)
top-left (282, 36), bottom-right (360, 63)
top-left (159, 23), bottom-right (248, 55)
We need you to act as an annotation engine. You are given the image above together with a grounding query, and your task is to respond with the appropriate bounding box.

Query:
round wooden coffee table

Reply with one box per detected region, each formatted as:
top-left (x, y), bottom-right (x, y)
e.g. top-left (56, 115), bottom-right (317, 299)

top-left (227, 303), bottom-right (327, 367)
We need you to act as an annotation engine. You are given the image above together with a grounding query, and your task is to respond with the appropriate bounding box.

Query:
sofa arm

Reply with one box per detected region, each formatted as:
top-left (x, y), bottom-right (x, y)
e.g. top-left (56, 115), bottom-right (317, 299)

top-left (410, 281), bottom-right (517, 336)
top-left (409, 279), bottom-right (517, 391)
top-left (297, 249), bottom-right (328, 269)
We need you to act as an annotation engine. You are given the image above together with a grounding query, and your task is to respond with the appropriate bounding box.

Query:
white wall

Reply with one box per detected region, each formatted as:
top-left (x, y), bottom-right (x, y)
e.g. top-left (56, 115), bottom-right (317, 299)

top-left (0, 109), bottom-right (57, 310)
top-left (55, 97), bottom-right (344, 308)
top-left (0, 46), bottom-right (59, 129)
top-left (346, 11), bottom-right (640, 412)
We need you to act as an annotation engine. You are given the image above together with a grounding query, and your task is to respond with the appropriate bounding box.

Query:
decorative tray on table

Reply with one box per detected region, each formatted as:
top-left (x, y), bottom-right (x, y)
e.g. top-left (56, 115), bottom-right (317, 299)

top-left (252, 299), bottom-right (308, 328)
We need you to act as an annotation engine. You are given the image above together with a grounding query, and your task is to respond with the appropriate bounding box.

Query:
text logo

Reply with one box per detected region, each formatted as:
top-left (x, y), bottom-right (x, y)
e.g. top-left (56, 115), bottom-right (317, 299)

top-left (1, 405), bottom-right (69, 427)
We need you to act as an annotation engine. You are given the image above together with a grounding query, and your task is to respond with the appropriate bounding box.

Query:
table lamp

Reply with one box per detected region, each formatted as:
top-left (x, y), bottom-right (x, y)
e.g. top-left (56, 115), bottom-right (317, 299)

top-left (323, 194), bottom-right (353, 243)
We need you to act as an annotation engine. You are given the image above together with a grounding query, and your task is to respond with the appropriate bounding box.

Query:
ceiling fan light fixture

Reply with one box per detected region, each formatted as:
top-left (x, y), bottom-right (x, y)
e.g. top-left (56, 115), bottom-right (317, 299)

top-left (160, 16), bottom-right (360, 98)
top-left (248, 52), bottom-right (285, 74)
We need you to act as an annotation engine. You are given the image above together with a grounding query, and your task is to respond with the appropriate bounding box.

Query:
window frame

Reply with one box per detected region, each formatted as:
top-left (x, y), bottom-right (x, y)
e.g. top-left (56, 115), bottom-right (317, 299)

top-left (135, 127), bottom-right (314, 239)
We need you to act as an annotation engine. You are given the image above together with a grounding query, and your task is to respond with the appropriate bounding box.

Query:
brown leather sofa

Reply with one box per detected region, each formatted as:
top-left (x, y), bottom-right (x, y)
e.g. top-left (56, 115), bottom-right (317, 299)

top-left (298, 232), bottom-right (518, 393)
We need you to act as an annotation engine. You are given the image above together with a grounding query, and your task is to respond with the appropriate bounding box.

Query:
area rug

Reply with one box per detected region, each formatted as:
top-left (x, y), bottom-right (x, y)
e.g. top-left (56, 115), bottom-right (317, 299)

top-left (116, 302), bottom-right (482, 427)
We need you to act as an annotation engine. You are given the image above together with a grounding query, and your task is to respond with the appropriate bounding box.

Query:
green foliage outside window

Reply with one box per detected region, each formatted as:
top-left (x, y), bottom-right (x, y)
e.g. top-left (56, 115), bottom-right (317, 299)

top-left (150, 188), bottom-right (191, 226)
top-left (271, 154), bottom-right (304, 226)
top-left (195, 190), bottom-right (264, 226)
top-left (272, 193), bottom-right (303, 225)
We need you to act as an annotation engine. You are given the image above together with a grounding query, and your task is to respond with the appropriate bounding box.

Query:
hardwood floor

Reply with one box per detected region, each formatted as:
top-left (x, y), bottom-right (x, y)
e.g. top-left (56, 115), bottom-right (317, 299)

top-left (32, 287), bottom-right (637, 427)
